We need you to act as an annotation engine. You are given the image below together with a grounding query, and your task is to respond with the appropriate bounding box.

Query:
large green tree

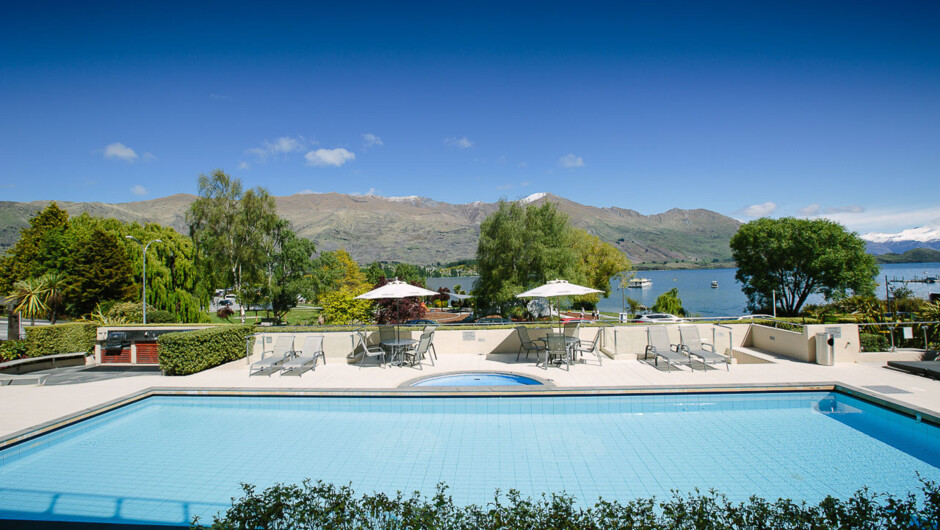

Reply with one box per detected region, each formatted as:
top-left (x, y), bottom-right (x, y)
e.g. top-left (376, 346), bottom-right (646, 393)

top-left (187, 170), bottom-right (281, 305)
top-left (730, 217), bottom-right (878, 316)
top-left (259, 220), bottom-right (317, 323)
top-left (0, 202), bottom-right (70, 295)
top-left (66, 227), bottom-right (136, 315)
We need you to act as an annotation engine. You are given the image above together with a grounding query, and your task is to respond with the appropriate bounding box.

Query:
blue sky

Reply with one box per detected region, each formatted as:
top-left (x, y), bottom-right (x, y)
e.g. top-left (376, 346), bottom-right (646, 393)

top-left (1, 0), bottom-right (938, 235)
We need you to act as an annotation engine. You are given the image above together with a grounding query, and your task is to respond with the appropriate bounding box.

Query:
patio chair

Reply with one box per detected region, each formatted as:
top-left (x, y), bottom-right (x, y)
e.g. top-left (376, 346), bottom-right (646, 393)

top-left (280, 335), bottom-right (325, 376)
top-left (679, 325), bottom-right (730, 371)
top-left (573, 327), bottom-right (605, 366)
top-left (249, 335), bottom-right (296, 376)
top-left (645, 326), bottom-right (690, 372)
top-left (515, 326), bottom-right (547, 361)
top-left (403, 331), bottom-right (434, 369)
top-left (423, 326), bottom-right (439, 361)
top-left (353, 329), bottom-right (387, 369)
top-left (378, 325), bottom-right (398, 354)
top-left (544, 332), bottom-right (571, 370)
top-left (563, 321), bottom-right (581, 347)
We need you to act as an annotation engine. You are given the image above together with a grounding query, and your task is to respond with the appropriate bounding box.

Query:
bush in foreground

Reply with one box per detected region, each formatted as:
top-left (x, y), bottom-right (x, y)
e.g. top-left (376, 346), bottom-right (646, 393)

top-left (159, 324), bottom-right (254, 375)
top-left (24, 322), bottom-right (97, 357)
top-left (198, 479), bottom-right (939, 529)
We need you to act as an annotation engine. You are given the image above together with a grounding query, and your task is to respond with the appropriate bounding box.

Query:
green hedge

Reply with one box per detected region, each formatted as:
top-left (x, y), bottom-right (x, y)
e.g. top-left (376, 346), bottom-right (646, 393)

top-left (159, 324), bottom-right (255, 375)
top-left (860, 332), bottom-right (890, 352)
top-left (201, 479), bottom-right (940, 529)
top-left (24, 322), bottom-right (97, 357)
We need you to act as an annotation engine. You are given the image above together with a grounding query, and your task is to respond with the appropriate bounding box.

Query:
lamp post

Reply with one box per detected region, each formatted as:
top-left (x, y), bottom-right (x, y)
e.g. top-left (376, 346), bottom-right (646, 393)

top-left (126, 236), bottom-right (162, 324)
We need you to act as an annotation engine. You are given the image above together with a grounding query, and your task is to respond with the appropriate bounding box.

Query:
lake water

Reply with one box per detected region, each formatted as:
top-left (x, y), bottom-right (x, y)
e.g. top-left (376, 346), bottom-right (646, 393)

top-left (427, 263), bottom-right (940, 318)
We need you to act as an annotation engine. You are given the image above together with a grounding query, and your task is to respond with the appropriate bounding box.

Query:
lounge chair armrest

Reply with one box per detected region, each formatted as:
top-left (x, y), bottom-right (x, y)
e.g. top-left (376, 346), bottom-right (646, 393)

top-left (702, 342), bottom-right (715, 352)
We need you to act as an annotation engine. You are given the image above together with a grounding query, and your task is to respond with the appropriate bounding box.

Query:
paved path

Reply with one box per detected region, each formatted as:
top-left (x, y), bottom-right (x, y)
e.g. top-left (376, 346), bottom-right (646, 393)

top-left (2, 351), bottom-right (939, 441)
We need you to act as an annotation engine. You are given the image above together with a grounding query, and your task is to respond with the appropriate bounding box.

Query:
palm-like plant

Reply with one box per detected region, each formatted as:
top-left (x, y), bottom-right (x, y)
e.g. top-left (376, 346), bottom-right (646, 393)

top-left (40, 271), bottom-right (67, 324)
top-left (13, 278), bottom-right (49, 326)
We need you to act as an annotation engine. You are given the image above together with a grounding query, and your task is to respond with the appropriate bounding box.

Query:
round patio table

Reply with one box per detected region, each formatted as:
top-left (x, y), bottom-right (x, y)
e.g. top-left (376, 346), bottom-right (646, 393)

top-left (381, 338), bottom-right (417, 366)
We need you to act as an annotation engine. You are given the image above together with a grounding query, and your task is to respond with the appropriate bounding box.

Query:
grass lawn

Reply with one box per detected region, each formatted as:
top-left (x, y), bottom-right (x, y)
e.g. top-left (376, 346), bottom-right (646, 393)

top-left (206, 305), bottom-right (322, 325)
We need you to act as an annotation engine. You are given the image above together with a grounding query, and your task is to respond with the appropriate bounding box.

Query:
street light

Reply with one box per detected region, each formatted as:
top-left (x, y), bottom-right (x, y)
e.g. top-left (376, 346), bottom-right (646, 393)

top-left (126, 236), bottom-right (162, 324)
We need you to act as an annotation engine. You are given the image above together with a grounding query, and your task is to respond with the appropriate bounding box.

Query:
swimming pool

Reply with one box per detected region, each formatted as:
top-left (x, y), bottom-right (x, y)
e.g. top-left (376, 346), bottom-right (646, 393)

top-left (0, 390), bottom-right (937, 526)
top-left (411, 372), bottom-right (543, 386)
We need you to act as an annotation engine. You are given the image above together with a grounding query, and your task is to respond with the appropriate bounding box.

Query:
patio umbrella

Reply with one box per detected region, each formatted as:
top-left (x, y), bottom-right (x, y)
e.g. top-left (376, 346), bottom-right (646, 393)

top-left (355, 279), bottom-right (439, 327)
top-left (516, 279), bottom-right (602, 329)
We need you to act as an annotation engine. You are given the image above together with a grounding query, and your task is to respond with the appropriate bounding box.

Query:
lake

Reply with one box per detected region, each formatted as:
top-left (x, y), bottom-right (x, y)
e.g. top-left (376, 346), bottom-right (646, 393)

top-left (427, 263), bottom-right (940, 318)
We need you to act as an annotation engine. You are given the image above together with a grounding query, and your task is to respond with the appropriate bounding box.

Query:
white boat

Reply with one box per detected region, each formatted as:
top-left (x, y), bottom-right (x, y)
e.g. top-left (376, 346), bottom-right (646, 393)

top-left (711, 281), bottom-right (719, 288)
top-left (628, 278), bottom-right (652, 288)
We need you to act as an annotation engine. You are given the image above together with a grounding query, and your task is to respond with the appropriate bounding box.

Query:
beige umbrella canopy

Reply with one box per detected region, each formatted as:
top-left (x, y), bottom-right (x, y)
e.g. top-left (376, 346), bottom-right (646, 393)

top-left (355, 279), bottom-right (439, 326)
top-left (516, 279), bottom-right (602, 327)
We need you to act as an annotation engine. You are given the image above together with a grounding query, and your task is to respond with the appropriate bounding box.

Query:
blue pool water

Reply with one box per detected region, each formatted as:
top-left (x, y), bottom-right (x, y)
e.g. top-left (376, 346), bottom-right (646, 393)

top-left (0, 392), bottom-right (938, 526)
top-left (412, 373), bottom-right (542, 386)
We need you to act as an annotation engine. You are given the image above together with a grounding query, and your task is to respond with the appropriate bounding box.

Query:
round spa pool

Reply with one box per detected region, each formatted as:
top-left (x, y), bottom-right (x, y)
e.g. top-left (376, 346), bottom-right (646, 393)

top-left (411, 372), bottom-right (543, 387)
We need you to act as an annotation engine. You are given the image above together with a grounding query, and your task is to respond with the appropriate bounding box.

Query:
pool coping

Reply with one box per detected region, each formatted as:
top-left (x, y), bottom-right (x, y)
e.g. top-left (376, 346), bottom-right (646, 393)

top-left (397, 369), bottom-right (556, 388)
top-left (2, 381), bottom-right (939, 451)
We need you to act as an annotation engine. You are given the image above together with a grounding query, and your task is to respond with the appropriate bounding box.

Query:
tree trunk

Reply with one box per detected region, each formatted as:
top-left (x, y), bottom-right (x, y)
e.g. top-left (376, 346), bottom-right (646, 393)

top-left (7, 312), bottom-right (20, 341)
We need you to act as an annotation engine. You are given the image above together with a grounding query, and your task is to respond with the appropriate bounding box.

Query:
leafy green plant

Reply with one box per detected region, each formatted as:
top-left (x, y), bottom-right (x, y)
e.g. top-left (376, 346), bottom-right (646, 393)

top-left (199, 479), bottom-right (940, 529)
top-left (24, 322), bottom-right (97, 357)
top-left (158, 324), bottom-right (254, 375)
top-left (0, 340), bottom-right (28, 361)
top-left (652, 288), bottom-right (686, 316)
top-left (859, 333), bottom-right (889, 353)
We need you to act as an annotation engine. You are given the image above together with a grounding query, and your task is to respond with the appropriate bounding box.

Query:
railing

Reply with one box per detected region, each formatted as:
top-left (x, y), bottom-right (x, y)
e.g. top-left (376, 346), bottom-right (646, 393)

top-left (857, 321), bottom-right (940, 352)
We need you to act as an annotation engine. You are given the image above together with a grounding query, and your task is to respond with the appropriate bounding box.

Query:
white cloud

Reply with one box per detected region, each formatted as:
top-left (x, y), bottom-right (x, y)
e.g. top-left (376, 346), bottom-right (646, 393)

top-left (130, 185), bottom-right (148, 196)
top-left (362, 133), bottom-right (383, 148)
top-left (246, 136), bottom-right (309, 161)
top-left (741, 202), bottom-right (778, 217)
top-left (558, 154), bottom-right (584, 168)
top-left (305, 148), bottom-right (355, 167)
top-left (237, 161), bottom-right (250, 170)
top-left (823, 205), bottom-right (865, 214)
top-left (444, 136), bottom-right (474, 149)
top-left (297, 189), bottom-right (323, 195)
top-left (102, 142), bottom-right (139, 162)
top-left (799, 204), bottom-right (821, 216)
top-left (349, 187), bottom-right (377, 196)
top-left (816, 205), bottom-right (940, 233)
top-left (517, 161), bottom-right (528, 168)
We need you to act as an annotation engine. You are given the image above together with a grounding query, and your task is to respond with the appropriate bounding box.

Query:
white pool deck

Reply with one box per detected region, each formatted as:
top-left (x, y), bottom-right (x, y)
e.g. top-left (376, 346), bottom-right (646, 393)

top-left (1, 350), bottom-right (939, 443)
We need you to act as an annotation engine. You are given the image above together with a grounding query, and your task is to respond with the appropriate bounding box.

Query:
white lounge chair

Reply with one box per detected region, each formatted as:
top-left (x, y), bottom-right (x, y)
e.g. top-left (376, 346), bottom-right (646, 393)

top-left (645, 326), bottom-right (690, 372)
top-left (679, 325), bottom-right (730, 371)
top-left (573, 327), bottom-right (605, 366)
top-left (280, 335), bottom-right (325, 376)
top-left (250, 335), bottom-right (295, 376)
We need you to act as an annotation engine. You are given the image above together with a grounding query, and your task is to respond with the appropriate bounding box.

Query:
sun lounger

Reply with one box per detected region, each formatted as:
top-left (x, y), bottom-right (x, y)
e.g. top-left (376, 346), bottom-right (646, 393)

top-left (280, 335), bottom-right (325, 376)
top-left (679, 325), bottom-right (730, 371)
top-left (250, 335), bottom-right (296, 376)
top-left (645, 326), bottom-right (690, 372)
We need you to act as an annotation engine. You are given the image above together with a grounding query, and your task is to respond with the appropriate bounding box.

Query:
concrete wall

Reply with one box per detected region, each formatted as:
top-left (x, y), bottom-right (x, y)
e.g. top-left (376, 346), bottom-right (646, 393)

top-left (804, 324), bottom-right (861, 363)
top-left (748, 324), bottom-right (812, 362)
top-left (603, 324), bottom-right (748, 360)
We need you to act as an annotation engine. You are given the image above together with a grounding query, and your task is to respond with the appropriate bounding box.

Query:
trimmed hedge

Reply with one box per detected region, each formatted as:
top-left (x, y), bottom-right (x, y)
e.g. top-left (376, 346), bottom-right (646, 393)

top-left (24, 322), bottom-right (97, 357)
top-left (159, 324), bottom-right (255, 375)
top-left (201, 479), bottom-right (940, 529)
top-left (860, 332), bottom-right (890, 352)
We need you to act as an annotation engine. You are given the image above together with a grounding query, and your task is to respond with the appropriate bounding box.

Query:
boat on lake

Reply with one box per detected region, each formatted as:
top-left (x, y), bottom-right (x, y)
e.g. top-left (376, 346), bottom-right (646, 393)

top-left (628, 278), bottom-right (653, 288)
top-left (711, 281), bottom-right (719, 288)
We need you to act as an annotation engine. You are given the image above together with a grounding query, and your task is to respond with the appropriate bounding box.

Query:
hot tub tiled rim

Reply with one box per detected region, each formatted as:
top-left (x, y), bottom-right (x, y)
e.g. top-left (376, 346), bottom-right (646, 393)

top-left (3, 381), bottom-right (939, 452)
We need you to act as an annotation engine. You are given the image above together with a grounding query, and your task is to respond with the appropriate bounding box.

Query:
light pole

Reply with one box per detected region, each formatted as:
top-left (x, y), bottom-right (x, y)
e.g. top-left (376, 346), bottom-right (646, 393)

top-left (126, 236), bottom-right (162, 324)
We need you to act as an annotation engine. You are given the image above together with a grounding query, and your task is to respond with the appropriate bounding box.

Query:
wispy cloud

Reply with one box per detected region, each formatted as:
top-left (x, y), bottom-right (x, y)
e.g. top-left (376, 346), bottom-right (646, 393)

top-left (0, 183), bottom-right (15, 189)
top-left (740, 202), bottom-right (778, 217)
top-left (305, 148), bottom-right (355, 167)
top-left (237, 161), bottom-right (250, 170)
top-left (297, 189), bottom-right (323, 195)
top-left (799, 204), bottom-right (821, 216)
top-left (130, 185), bottom-right (148, 196)
top-left (362, 133), bottom-right (383, 149)
top-left (245, 136), bottom-right (310, 161)
top-left (349, 187), bottom-right (377, 196)
top-left (823, 205), bottom-right (864, 214)
top-left (209, 93), bottom-right (233, 101)
top-left (444, 136), bottom-right (474, 149)
top-left (558, 154), bottom-right (584, 168)
top-left (101, 142), bottom-right (139, 162)
top-left (816, 205), bottom-right (940, 233)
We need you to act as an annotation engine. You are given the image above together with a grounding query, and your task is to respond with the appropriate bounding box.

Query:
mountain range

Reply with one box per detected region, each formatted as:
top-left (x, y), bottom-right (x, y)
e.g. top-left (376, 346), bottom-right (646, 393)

top-left (861, 225), bottom-right (940, 255)
top-left (1, 192), bottom-right (744, 265)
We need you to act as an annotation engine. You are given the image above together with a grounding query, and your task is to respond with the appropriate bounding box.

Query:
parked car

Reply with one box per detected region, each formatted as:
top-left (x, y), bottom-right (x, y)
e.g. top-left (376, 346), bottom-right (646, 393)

top-left (476, 317), bottom-right (512, 324)
top-left (404, 319), bottom-right (437, 325)
top-left (218, 299), bottom-right (233, 307)
top-left (633, 313), bottom-right (685, 323)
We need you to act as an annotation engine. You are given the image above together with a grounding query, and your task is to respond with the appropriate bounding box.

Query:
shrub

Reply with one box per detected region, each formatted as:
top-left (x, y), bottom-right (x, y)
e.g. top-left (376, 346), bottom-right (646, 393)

top-left (860, 332), bottom-right (889, 352)
top-left (200, 479), bottom-right (940, 529)
top-left (24, 322), bottom-right (97, 357)
top-left (158, 324), bottom-right (254, 375)
top-left (0, 340), bottom-right (28, 362)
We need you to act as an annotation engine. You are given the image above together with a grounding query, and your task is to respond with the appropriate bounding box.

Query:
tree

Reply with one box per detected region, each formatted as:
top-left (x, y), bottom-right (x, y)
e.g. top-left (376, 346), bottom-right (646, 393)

top-left (41, 271), bottom-right (67, 324)
top-left (652, 288), bottom-right (686, 316)
top-left (370, 277), bottom-right (427, 324)
top-left (66, 227), bottom-right (135, 316)
top-left (259, 221), bottom-right (317, 323)
top-left (475, 200), bottom-right (578, 312)
top-left (319, 287), bottom-right (373, 325)
top-left (0, 202), bottom-right (70, 296)
top-left (13, 278), bottom-right (48, 325)
top-left (187, 170), bottom-right (280, 308)
top-left (730, 218), bottom-right (878, 316)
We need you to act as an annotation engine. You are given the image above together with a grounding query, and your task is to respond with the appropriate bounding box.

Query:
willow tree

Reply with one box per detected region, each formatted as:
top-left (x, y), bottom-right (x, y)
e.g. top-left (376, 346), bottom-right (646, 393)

top-left (730, 217), bottom-right (878, 316)
top-left (187, 170), bottom-right (281, 306)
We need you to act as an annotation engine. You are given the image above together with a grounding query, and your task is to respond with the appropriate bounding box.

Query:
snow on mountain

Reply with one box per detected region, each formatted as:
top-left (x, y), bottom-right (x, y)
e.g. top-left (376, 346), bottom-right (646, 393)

top-left (519, 192), bottom-right (548, 204)
top-left (862, 225), bottom-right (940, 243)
